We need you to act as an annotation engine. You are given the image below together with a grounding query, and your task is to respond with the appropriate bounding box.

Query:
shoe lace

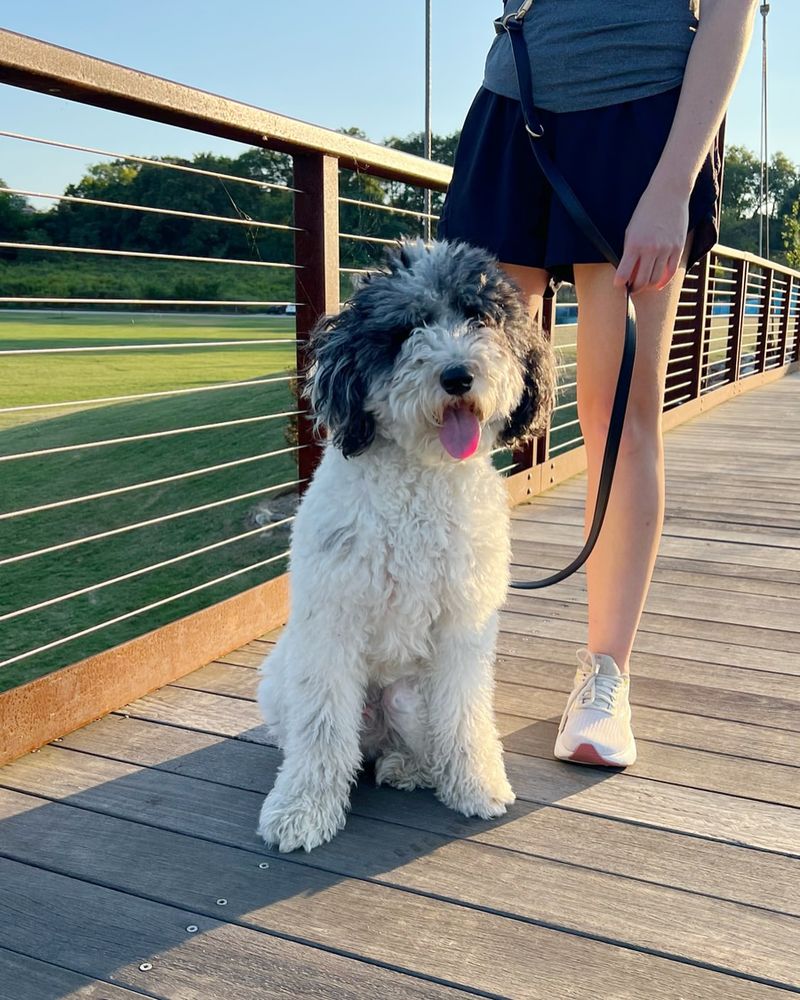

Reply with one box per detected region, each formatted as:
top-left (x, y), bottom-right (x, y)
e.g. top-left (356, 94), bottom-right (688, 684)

top-left (577, 667), bottom-right (620, 712)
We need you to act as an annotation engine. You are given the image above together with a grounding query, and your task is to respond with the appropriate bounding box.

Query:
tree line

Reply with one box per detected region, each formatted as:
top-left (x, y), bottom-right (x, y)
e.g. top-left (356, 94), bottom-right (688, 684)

top-left (1, 128), bottom-right (798, 302)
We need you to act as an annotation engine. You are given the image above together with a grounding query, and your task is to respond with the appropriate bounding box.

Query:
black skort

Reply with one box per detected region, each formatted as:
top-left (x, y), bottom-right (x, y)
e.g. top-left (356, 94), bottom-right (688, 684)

top-left (436, 84), bottom-right (722, 286)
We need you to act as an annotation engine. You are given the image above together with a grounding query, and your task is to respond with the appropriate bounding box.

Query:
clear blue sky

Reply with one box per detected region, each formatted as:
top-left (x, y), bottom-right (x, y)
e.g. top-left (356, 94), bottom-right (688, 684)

top-left (1, 1), bottom-right (798, 202)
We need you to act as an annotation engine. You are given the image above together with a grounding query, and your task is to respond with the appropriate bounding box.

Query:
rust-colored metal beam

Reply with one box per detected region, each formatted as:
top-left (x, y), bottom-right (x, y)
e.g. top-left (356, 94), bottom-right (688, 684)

top-left (0, 30), bottom-right (452, 189)
top-left (294, 152), bottom-right (341, 489)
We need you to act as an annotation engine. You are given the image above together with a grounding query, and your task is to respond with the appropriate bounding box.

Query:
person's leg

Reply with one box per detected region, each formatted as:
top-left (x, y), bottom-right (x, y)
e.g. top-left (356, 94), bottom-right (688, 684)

top-left (573, 239), bottom-right (692, 672)
top-left (498, 262), bottom-right (550, 325)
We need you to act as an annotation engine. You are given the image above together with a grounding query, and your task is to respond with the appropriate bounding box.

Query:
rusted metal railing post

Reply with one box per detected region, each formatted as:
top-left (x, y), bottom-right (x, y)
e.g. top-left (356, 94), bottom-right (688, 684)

top-left (688, 254), bottom-right (710, 397)
top-left (727, 256), bottom-right (748, 384)
top-left (755, 265), bottom-right (774, 374)
top-left (293, 152), bottom-right (340, 493)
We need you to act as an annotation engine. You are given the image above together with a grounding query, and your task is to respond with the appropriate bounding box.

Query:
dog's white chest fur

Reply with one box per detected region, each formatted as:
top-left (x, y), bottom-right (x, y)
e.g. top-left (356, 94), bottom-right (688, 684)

top-left (287, 440), bottom-right (510, 683)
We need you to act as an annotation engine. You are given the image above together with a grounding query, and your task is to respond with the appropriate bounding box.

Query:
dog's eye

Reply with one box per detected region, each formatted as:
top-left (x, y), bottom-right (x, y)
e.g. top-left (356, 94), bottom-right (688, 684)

top-left (463, 304), bottom-right (491, 326)
top-left (384, 325), bottom-right (414, 348)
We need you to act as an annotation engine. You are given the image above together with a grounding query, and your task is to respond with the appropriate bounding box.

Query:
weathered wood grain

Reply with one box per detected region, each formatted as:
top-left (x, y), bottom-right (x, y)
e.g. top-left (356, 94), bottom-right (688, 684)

top-left (1, 786), bottom-right (797, 993)
top-left (511, 518), bottom-right (800, 570)
top-left (496, 614), bottom-right (797, 674)
top-left (0, 857), bottom-right (467, 1000)
top-left (501, 602), bottom-right (799, 658)
top-left (506, 568), bottom-right (800, 634)
top-left (0, 947), bottom-right (151, 1000)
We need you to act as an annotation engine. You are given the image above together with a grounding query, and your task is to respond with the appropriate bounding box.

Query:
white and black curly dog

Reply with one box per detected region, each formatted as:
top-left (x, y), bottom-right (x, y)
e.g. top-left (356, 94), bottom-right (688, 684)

top-left (257, 237), bottom-right (555, 852)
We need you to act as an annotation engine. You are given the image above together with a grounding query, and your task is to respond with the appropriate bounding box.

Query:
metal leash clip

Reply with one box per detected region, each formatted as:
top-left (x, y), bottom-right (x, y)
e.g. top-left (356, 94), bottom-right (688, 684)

top-left (494, 0), bottom-right (535, 34)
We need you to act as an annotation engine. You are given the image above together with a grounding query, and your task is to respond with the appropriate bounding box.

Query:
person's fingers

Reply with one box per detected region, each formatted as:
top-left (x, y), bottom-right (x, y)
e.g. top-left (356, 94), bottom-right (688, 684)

top-left (631, 250), bottom-right (660, 292)
top-left (656, 250), bottom-right (682, 290)
top-left (614, 247), bottom-right (638, 289)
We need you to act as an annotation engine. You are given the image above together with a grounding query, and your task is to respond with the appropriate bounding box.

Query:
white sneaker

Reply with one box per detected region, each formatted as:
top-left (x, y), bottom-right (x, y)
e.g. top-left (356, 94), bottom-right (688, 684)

top-left (553, 649), bottom-right (637, 767)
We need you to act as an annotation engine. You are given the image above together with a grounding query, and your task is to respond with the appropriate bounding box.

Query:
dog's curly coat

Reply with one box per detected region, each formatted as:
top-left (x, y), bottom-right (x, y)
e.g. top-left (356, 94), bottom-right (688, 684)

top-left (257, 237), bottom-right (555, 852)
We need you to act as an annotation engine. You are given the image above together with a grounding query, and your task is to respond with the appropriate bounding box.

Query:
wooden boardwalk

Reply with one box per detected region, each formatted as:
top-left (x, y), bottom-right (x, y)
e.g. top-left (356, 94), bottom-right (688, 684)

top-left (1, 374), bottom-right (798, 1000)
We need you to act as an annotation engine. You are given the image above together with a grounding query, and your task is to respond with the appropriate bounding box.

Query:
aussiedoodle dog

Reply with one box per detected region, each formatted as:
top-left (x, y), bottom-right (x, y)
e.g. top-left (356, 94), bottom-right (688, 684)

top-left (257, 237), bottom-right (555, 852)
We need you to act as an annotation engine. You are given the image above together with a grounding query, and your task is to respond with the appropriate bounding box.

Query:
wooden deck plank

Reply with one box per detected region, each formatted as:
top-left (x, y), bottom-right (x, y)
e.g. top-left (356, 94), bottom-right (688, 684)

top-left (511, 520), bottom-right (800, 570)
top-left (0, 785), bottom-right (797, 994)
top-left (514, 502), bottom-right (800, 547)
top-left (502, 603), bottom-right (799, 657)
top-left (508, 579), bottom-right (800, 639)
top-left (0, 947), bottom-right (151, 1000)
top-left (0, 857), bottom-right (468, 1000)
top-left (496, 614), bottom-right (798, 675)
top-left (506, 556), bottom-right (800, 633)
top-left (511, 540), bottom-right (800, 599)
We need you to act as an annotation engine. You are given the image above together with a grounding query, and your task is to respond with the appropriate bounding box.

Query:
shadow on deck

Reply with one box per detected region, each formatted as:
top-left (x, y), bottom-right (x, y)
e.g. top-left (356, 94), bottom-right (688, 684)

top-left (0, 375), bottom-right (798, 999)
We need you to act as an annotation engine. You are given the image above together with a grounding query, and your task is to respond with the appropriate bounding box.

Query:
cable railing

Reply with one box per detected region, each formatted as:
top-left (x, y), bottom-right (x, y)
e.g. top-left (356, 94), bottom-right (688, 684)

top-left (0, 28), bottom-right (798, 762)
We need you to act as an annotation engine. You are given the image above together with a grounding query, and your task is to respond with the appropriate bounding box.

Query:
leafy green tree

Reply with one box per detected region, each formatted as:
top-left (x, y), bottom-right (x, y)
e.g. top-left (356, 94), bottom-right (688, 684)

top-left (782, 198), bottom-right (800, 270)
top-left (0, 180), bottom-right (33, 250)
top-left (719, 147), bottom-right (799, 263)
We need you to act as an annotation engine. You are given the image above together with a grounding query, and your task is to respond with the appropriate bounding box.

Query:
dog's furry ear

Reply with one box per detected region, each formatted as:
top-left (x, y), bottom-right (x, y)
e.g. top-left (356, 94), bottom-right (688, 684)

top-left (306, 309), bottom-right (376, 458)
top-left (498, 326), bottom-right (556, 449)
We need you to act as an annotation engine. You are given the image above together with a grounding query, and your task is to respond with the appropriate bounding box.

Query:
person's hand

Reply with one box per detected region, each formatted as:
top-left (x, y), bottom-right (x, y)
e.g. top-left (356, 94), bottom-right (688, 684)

top-left (613, 181), bottom-right (690, 294)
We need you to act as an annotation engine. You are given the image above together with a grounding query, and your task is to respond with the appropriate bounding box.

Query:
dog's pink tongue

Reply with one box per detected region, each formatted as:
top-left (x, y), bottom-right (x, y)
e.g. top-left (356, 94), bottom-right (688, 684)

top-left (439, 404), bottom-right (481, 460)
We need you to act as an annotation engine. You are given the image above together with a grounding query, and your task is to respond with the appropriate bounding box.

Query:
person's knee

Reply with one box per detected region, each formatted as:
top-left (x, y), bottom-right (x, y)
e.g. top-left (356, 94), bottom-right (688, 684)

top-left (498, 261), bottom-right (549, 297)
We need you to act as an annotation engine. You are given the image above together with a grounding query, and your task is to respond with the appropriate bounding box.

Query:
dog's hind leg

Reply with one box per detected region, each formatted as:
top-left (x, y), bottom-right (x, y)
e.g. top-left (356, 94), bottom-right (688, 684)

top-left (423, 612), bottom-right (515, 819)
top-left (257, 626), bottom-right (369, 853)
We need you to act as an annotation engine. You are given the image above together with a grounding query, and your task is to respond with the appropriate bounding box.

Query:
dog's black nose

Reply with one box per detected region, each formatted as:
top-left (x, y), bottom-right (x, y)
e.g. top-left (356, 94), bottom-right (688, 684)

top-left (440, 365), bottom-right (473, 396)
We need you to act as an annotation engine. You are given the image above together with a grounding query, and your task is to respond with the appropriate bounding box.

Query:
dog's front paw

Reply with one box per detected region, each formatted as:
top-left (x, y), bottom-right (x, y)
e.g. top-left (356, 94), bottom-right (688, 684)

top-left (375, 750), bottom-right (432, 792)
top-left (257, 791), bottom-right (346, 853)
top-left (437, 774), bottom-right (516, 819)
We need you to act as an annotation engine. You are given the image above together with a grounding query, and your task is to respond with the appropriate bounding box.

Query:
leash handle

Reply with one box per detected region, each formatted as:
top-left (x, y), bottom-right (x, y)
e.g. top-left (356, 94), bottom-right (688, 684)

top-left (495, 9), bottom-right (638, 590)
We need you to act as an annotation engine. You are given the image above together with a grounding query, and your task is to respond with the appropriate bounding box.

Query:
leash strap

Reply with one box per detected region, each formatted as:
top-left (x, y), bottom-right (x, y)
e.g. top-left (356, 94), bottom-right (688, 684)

top-left (496, 5), bottom-right (638, 589)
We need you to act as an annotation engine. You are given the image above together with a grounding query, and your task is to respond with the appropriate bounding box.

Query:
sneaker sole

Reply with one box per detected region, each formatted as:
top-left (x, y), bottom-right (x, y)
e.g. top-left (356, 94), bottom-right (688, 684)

top-left (554, 739), bottom-right (636, 768)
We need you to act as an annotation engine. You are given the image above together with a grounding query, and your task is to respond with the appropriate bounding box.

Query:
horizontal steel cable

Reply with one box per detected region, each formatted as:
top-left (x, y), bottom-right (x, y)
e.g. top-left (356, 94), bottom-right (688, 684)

top-left (549, 435), bottom-right (584, 455)
top-left (338, 195), bottom-right (438, 221)
top-left (0, 550), bottom-right (290, 669)
top-left (0, 410), bottom-right (302, 463)
top-left (0, 130), bottom-right (300, 192)
top-left (339, 232), bottom-right (412, 247)
top-left (0, 338), bottom-right (298, 355)
top-left (0, 516), bottom-right (295, 623)
top-left (0, 444), bottom-right (305, 520)
top-left (1, 187), bottom-right (302, 232)
top-left (0, 297), bottom-right (299, 307)
top-left (0, 374), bottom-right (295, 415)
top-left (0, 241), bottom-right (298, 270)
top-left (0, 478), bottom-right (305, 567)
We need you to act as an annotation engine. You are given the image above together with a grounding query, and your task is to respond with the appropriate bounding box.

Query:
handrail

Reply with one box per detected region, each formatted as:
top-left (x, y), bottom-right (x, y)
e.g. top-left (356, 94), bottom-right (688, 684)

top-left (0, 29), bottom-right (451, 189)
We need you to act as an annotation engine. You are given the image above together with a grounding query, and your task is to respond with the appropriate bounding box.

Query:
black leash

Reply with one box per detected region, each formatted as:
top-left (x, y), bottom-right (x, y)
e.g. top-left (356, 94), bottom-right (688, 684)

top-left (495, 1), bottom-right (638, 590)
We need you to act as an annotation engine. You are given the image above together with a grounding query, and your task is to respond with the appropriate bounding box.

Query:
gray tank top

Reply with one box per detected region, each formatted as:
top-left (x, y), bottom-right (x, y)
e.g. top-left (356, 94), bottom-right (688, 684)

top-left (483, 0), bottom-right (699, 113)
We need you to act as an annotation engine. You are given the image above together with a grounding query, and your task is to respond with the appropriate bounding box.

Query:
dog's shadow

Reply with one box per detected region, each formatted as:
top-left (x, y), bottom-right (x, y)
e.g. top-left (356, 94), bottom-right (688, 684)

top-left (251, 711), bottom-right (617, 892)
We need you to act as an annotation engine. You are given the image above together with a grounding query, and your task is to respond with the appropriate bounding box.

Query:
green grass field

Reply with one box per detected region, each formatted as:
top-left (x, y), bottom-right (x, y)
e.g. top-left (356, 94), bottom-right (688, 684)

top-left (0, 311), bottom-right (299, 691)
